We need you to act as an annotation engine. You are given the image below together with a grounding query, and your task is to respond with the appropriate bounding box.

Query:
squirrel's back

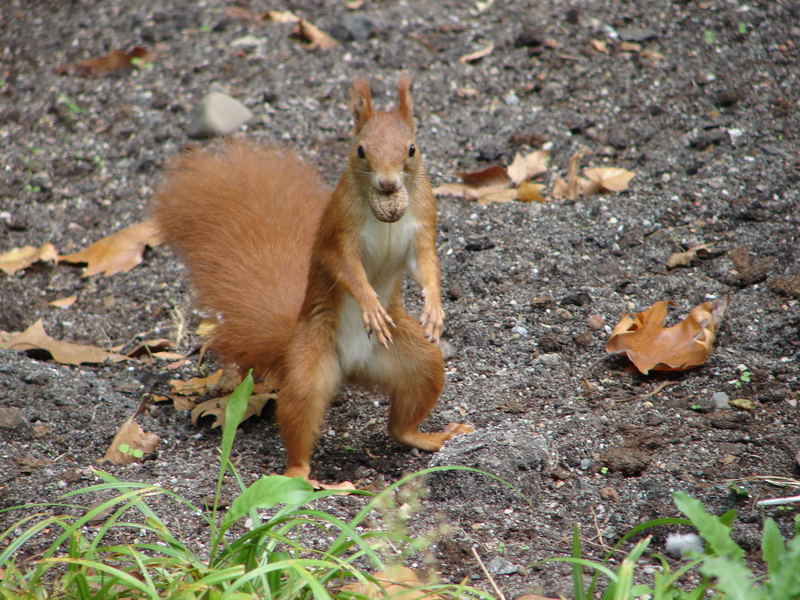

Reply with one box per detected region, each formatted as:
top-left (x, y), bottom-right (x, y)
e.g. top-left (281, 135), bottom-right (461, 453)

top-left (152, 138), bottom-right (330, 377)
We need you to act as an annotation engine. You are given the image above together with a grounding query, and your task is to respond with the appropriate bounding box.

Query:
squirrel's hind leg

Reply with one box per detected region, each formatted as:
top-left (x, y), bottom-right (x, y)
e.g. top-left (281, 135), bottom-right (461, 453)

top-left (278, 324), bottom-right (341, 479)
top-left (366, 309), bottom-right (474, 452)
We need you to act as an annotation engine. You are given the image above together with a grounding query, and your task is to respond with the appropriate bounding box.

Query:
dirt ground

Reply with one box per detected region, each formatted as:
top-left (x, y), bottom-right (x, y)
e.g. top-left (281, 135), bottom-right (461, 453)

top-left (1, 0), bottom-right (799, 597)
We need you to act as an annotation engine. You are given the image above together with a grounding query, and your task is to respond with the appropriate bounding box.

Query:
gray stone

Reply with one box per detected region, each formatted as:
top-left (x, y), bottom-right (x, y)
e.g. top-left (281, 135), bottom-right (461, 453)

top-left (486, 556), bottom-right (518, 575)
top-left (616, 26), bottom-right (658, 42)
top-left (0, 407), bottom-right (28, 430)
top-left (712, 391), bottom-right (730, 409)
top-left (187, 92), bottom-right (253, 138)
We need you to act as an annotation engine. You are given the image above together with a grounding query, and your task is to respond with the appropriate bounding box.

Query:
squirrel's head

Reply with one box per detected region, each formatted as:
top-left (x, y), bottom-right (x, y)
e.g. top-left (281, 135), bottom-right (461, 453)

top-left (349, 75), bottom-right (419, 223)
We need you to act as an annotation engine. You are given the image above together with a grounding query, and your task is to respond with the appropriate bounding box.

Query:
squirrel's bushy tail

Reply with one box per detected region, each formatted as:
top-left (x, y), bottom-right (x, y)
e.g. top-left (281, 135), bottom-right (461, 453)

top-left (152, 139), bottom-right (329, 378)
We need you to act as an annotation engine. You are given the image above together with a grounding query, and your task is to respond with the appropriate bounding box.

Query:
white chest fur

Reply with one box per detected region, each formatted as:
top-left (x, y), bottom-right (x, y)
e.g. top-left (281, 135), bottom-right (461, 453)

top-left (336, 211), bottom-right (419, 373)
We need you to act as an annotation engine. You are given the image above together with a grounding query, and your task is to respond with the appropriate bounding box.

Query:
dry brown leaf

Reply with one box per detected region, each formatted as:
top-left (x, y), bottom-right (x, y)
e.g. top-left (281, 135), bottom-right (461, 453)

top-left (459, 42), bottom-right (495, 63)
top-left (0, 319), bottom-right (127, 365)
top-left (667, 243), bottom-right (714, 269)
top-left (224, 6), bottom-right (263, 25)
top-left (590, 39), bottom-right (608, 53)
top-left (128, 338), bottom-right (184, 363)
top-left (291, 18), bottom-right (338, 50)
top-left (341, 566), bottom-right (441, 600)
top-left (584, 167), bottom-right (635, 192)
top-left (566, 147), bottom-right (589, 200)
top-left (264, 9), bottom-right (300, 23)
top-left (507, 150), bottom-right (550, 185)
top-left (619, 41), bottom-right (642, 53)
top-left (316, 480), bottom-right (357, 491)
top-left (170, 369), bottom-right (224, 396)
top-left (0, 243), bottom-right (58, 276)
top-left (191, 391), bottom-right (276, 428)
top-left (606, 298), bottom-right (729, 374)
top-left (49, 295), bottom-right (77, 308)
top-left (103, 413), bottom-right (160, 465)
top-left (516, 595), bottom-right (562, 600)
top-left (61, 220), bottom-right (162, 277)
top-left (458, 165), bottom-right (509, 187)
top-left (517, 182), bottom-right (546, 203)
top-left (56, 46), bottom-right (155, 77)
top-left (476, 188), bottom-right (518, 205)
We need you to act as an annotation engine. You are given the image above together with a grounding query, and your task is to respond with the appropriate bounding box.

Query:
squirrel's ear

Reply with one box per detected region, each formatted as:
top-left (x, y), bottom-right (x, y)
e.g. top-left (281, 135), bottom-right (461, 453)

top-left (350, 78), bottom-right (373, 133)
top-left (396, 73), bottom-right (415, 128)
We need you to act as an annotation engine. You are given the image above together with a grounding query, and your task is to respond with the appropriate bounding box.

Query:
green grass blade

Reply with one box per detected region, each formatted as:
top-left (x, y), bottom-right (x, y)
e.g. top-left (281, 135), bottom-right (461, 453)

top-left (572, 524), bottom-right (586, 600)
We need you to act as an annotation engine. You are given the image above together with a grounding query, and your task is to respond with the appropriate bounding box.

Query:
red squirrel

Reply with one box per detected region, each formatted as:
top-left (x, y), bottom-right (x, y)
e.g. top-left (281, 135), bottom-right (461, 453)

top-left (153, 77), bottom-right (473, 479)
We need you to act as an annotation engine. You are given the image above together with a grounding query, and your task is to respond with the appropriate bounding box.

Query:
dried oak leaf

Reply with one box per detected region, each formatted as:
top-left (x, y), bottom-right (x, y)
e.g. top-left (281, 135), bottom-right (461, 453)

top-left (459, 165), bottom-right (509, 187)
top-left (56, 46), bottom-right (155, 77)
top-left (584, 167), bottom-right (635, 192)
top-left (49, 295), bottom-right (78, 309)
top-left (290, 18), bottom-right (338, 50)
top-left (667, 243), bottom-right (713, 269)
top-left (341, 566), bottom-right (441, 600)
top-left (61, 220), bottom-right (162, 277)
top-left (606, 298), bottom-right (728, 374)
top-left (0, 319), bottom-right (127, 365)
top-left (507, 149), bottom-right (550, 185)
top-left (517, 182), bottom-right (546, 203)
top-left (0, 243), bottom-right (58, 276)
top-left (191, 391), bottom-right (277, 428)
top-left (103, 413), bottom-right (160, 465)
top-left (170, 369), bottom-right (225, 397)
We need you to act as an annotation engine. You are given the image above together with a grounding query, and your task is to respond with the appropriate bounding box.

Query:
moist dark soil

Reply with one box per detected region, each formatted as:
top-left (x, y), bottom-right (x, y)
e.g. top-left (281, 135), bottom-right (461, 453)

top-left (1, 0), bottom-right (799, 597)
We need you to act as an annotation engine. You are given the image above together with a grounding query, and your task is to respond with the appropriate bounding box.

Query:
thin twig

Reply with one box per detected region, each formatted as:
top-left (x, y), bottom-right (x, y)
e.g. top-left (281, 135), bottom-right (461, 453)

top-left (756, 494), bottom-right (800, 507)
top-left (471, 546), bottom-right (506, 600)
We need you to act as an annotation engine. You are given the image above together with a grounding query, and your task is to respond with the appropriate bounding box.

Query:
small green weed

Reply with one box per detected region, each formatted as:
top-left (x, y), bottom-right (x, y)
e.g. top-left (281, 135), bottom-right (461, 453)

top-left (537, 491), bottom-right (800, 599)
top-left (0, 373), bottom-right (489, 599)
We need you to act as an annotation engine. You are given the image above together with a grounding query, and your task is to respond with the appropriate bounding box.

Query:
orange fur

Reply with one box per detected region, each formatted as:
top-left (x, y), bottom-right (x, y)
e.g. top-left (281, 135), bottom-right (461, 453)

top-left (152, 79), bottom-right (473, 479)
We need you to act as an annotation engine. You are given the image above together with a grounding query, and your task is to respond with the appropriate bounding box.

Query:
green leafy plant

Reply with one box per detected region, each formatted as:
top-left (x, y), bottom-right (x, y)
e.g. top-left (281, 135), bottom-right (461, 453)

top-left (674, 492), bottom-right (800, 599)
top-left (734, 370), bottom-right (751, 389)
top-left (0, 373), bottom-right (489, 599)
top-left (535, 492), bottom-right (800, 600)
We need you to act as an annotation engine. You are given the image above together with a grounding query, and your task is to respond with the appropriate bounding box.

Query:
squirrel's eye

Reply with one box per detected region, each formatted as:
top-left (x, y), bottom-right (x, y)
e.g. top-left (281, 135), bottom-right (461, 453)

top-left (357, 145), bottom-right (366, 159)
top-left (408, 144), bottom-right (416, 157)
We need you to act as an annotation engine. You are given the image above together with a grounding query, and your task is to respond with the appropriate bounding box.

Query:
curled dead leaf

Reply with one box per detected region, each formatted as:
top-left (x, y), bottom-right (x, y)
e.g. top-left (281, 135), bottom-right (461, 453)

top-left (584, 167), bottom-right (635, 192)
top-left (341, 566), bottom-right (441, 600)
top-left (170, 369), bottom-right (224, 396)
top-left (507, 150), bottom-right (550, 185)
top-left (61, 220), bottom-right (162, 277)
top-left (264, 9), bottom-right (301, 23)
top-left (49, 295), bottom-right (78, 309)
top-left (606, 298), bottom-right (729, 374)
top-left (517, 182), bottom-right (546, 203)
top-left (0, 243), bottom-right (58, 276)
top-left (459, 42), bottom-right (495, 63)
top-left (0, 319), bottom-right (128, 365)
top-left (56, 46), bottom-right (155, 77)
top-left (291, 18), bottom-right (338, 50)
top-left (191, 391), bottom-right (276, 428)
top-left (103, 413), bottom-right (160, 465)
top-left (458, 165), bottom-right (509, 187)
top-left (667, 243), bottom-right (714, 269)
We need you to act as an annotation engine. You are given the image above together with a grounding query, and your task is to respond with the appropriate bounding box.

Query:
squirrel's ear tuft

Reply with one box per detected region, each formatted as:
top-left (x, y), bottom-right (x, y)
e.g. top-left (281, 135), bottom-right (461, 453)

top-left (350, 78), bottom-right (373, 133)
top-left (396, 73), bottom-right (415, 127)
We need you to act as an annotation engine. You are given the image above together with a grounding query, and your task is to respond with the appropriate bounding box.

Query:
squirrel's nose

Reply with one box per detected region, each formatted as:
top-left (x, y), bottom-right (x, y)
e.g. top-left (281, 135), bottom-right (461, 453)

top-left (378, 178), bottom-right (399, 193)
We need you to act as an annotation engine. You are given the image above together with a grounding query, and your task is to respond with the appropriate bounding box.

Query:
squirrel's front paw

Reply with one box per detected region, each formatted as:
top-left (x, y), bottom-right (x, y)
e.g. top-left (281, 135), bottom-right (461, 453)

top-left (419, 299), bottom-right (444, 343)
top-left (361, 296), bottom-right (395, 346)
